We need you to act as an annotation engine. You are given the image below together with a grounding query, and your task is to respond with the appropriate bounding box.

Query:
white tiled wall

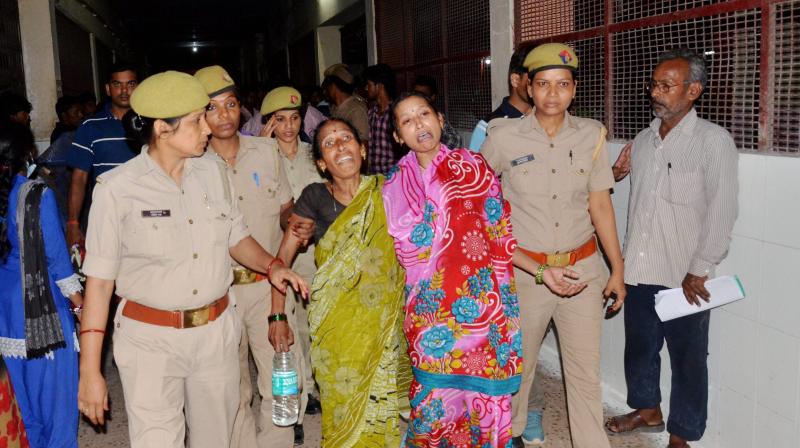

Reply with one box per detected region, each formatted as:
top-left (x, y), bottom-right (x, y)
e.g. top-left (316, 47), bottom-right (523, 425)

top-left (538, 147), bottom-right (800, 447)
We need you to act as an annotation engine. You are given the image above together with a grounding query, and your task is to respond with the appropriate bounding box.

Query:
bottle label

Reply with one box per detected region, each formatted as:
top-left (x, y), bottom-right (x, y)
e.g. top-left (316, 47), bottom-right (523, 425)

top-left (272, 370), bottom-right (298, 396)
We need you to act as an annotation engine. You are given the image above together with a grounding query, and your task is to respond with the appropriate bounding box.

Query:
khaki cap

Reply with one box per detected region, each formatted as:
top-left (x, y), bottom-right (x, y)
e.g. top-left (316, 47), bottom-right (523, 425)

top-left (523, 43), bottom-right (579, 75)
top-left (323, 63), bottom-right (354, 85)
top-left (194, 65), bottom-right (236, 97)
top-left (260, 86), bottom-right (302, 115)
top-left (130, 71), bottom-right (209, 119)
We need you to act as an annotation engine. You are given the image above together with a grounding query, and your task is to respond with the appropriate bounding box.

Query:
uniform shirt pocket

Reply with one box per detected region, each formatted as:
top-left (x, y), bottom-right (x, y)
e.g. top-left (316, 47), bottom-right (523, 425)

top-left (205, 200), bottom-right (234, 246)
top-left (569, 155), bottom-right (593, 192)
top-left (125, 215), bottom-right (181, 257)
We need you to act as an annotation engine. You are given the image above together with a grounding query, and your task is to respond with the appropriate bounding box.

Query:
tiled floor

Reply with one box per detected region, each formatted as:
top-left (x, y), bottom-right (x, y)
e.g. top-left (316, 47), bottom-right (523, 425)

top-left (79, 356), bottom-right (670, 447)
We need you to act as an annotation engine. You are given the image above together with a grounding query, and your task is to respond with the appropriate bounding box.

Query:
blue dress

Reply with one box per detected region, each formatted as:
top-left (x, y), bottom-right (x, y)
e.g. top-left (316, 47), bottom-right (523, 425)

top-left (0, 174), bottom-right (79, 448)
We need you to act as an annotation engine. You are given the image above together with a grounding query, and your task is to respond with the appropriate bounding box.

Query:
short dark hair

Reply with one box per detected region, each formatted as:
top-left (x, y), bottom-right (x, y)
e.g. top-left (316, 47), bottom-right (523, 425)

top-left (55, 95), bottom-right (81, 118)
top-left (412, 75), bottom-right (437, 97)
top-left (77, 91), bottom-right (96, 104)
top-left (364, 64), bottom-right (397, 99)
top-left (657, 48), bottom-right (708, 90)
top-left (106, 62), bottom-right (139, 83)
top-left (321, 75), bottom-right (354, 95)
top-left (508, 47), bottom-right (529, 93)
top-left (0, 92), bottom-right (32, 118)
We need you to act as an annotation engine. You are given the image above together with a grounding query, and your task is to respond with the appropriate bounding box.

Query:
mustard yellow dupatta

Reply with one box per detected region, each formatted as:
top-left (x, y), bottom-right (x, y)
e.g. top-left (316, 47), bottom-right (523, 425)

top-left (309, 175), bottom-right (410, 448)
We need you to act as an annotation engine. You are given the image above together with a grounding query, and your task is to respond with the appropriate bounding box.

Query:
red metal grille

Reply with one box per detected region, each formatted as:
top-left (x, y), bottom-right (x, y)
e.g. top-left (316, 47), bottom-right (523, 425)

top-left (569, 37), bottom-right (606, 125)
top-left (515, 0), bottom-right (795, 153)
top-left (375, 0), bottom-right (491, 131)
top-left (447, 0), bottom-right (491, 56)
top-left (376, 0), bottom-right (407, 68)
top-left (614, 0), bottom-right (722, 23)
top-left (517, 0), bottom-right (604, 42)
top-left (612, 9), bottom-right (762, 148)
top-left (408, 0), bottom-right (444, 64)
top-left (773, 0), bottom-right (800, 153)
top-left (446, 59), bottom-right (492, 129)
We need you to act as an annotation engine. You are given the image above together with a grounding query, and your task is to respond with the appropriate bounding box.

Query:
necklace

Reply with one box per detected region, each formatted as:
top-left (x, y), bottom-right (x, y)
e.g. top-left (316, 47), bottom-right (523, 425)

top-left (214, 150), bottom-right (236, 166)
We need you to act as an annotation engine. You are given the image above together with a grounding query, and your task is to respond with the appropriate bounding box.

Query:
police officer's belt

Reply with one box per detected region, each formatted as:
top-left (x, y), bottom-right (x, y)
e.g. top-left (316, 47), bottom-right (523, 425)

top-left (519, 237), bottom-right (597, 267)
top-left (122, 295), bottom-right (229, 329)
top-left (232, 267), bottom-right (268, 285)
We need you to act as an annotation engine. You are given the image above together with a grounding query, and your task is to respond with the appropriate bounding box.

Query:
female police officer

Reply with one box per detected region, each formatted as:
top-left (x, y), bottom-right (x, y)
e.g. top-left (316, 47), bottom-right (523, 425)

top-left (482, 43), bottom-right (626, 448)
top-left (76, 71), bottom-right (308, 448)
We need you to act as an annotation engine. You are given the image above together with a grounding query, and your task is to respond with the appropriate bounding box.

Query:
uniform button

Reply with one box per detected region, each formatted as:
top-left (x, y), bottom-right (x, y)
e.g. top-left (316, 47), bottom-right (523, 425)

top-left (238, 195), bottom-right (243, 200)
top-left (549, 143), bottom-right (554, 148)
top-left (188, 219), bottom-right (193, 224)
top-left (555, 222), bottom-right (559, 227)
top-left (192, 289), bottom-right (198, 295)
top-left (579, 168), bottom-right (585, 173)
top-left (233, 169), bottom-right (238, 174)
top-left (181, 189), bottom-right (185, 194)
top-left (289, 166), bottom-right (294, 170)
top-left (193, 253), bottom-right (198, 259)
top-left (522, 169), bottom-right (528, 175)
top-left (551, 168), bottom-right (556, 174)
top-left (552, 194), bottom-right (557, 199)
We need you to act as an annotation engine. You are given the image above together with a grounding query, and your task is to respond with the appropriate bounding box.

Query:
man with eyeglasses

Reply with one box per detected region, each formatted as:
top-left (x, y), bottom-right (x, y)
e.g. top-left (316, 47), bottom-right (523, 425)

top-left (606, 48), bottom-right (738, 448)
top-left (66, 62), bottom-right (139, 247)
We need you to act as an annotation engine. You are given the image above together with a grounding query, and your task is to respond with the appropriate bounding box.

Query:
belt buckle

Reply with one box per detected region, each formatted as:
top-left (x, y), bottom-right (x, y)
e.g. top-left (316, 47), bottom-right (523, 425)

top-left (233, 268), bottom-right (256, 285)
top-left (183, 306), bottom-right (211, 328)
top-left (546, 252), bottom-right (571, 267)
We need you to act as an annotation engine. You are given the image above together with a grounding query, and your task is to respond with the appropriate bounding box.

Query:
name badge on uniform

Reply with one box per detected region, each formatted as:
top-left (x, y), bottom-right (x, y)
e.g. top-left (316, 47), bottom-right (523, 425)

top-left (511, 154), bottom-right (535, 167)
top-left (141, 209), bottom-right (171, 218)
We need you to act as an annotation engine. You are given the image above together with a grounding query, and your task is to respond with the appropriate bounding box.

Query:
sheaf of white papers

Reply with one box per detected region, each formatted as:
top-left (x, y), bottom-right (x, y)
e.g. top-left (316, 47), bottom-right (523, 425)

top-left (654, 275), bottom-right (745, 322)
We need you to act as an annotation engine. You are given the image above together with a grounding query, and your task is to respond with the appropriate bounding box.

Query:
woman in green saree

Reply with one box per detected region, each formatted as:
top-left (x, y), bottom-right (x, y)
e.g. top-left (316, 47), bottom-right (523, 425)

top-left (269, 118), bottom-right (410, 447)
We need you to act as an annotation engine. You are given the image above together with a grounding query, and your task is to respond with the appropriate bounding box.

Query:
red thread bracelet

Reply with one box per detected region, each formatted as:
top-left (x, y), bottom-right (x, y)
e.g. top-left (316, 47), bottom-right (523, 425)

top-left (79, 328), bottom-right (105, 336)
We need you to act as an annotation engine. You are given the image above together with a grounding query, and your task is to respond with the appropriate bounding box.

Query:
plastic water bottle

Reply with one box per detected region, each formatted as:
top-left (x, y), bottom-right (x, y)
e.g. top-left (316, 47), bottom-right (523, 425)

top-left (272, 351), bottom-right (299, 426)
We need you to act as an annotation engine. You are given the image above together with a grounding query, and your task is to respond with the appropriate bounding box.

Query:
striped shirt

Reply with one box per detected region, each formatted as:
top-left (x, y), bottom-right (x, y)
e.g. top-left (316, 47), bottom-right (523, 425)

top-left (624, 108), bottom-right (739, 288)
top-left (67, 102), bottom-right (137, 182)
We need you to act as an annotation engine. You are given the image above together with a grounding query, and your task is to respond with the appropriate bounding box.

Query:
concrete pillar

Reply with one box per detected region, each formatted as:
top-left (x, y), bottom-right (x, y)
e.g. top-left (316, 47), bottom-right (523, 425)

top-left (365, 0), bottom-right (378, 65)
top-left (489, 0), bottom-right (515, 109)
top-left (18, 0), bottom-right (59, 149)
top-left (316, 26), bottom-right (342, 82)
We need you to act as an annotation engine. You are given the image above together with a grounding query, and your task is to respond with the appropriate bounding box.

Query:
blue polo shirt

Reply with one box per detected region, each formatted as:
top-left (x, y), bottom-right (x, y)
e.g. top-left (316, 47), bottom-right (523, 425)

top-left (468, 96), bottom-right (526, 152)
top-left (67, 103), bottom-right (137, 181)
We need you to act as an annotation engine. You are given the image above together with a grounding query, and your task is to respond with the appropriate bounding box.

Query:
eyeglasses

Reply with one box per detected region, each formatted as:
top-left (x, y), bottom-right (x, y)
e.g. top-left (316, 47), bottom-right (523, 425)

top-left (645, 80), bottom-right (690, 94)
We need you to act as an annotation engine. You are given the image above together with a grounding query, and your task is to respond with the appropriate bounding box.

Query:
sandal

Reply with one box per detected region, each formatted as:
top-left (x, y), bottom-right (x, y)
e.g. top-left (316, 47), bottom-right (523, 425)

top-left (605, 410), bottom-right (665, 435)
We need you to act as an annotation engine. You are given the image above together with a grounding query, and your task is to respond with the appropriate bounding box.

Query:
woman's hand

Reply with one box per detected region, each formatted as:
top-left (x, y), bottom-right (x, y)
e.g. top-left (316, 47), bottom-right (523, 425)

top-left (268, 321), bottom-right (295, 352)
top-left (78, 371), bottom-right (109, 425)
top-left (603, 271), bottom-right (627, 312)
top-left (259, 115), bottom-right (278, 138)
top-left (543, 267), bottom-right (587, 297)
top-left (269, 264), bottom-right (309, 299)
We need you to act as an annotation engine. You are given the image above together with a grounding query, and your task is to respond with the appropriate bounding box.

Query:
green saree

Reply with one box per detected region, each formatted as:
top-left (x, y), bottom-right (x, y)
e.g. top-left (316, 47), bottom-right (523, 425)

top-left (309, 175), bottom-right (410, 447)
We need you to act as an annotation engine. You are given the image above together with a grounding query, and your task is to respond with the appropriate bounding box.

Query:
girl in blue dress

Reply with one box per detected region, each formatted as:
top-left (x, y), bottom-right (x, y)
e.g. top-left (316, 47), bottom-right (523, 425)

top-left (0, 122), bottom-right (82, 448)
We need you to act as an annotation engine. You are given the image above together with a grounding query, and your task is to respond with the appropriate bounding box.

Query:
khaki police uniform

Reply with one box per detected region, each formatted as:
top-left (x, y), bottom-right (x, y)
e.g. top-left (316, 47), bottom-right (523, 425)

top-left (482, 111), bottom-right (614, 448)
top-left (203, 134), bottom-right (298, 448)
top-left (274, 138), bottom-right (323, 413)
top-left (84, 146), bottom-right (248, 448)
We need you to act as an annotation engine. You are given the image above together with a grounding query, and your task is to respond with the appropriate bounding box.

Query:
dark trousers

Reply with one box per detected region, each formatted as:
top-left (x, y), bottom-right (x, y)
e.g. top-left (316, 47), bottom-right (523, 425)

top-left (623, 283), bottom-right (710, 441)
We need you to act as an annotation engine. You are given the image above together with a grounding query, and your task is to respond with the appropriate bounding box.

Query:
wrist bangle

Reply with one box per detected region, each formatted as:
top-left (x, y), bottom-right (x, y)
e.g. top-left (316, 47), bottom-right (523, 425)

top-left (535, 264), bottom-right (550, 285)
top-left (66, 219), bottom-right (79, 226)
top-left (267, 257), bottom-right (284, 279)
top-left (267, 313), bottom-right (287, 324)
top-left (79, 328), bottom-right (105, 336)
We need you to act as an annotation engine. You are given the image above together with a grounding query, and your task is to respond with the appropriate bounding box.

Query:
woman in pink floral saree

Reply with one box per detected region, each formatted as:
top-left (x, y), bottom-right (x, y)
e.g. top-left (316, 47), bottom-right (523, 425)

top-left (382, 92), bottom-right (585, 447)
